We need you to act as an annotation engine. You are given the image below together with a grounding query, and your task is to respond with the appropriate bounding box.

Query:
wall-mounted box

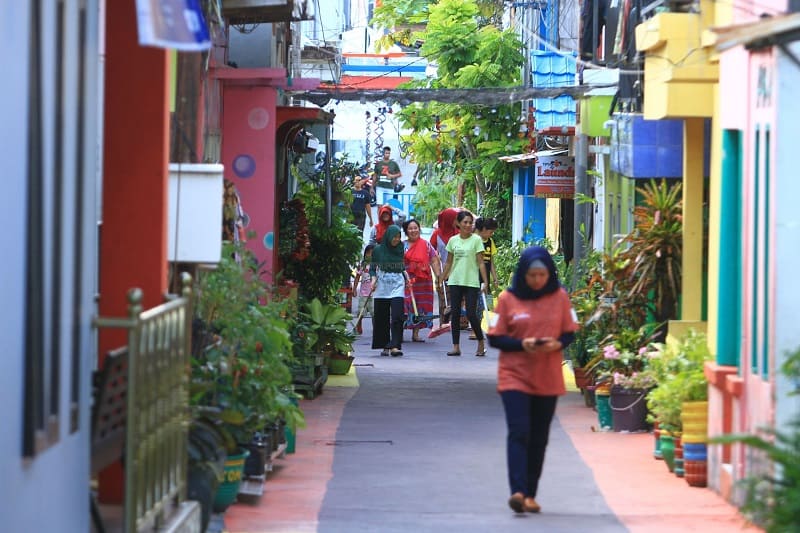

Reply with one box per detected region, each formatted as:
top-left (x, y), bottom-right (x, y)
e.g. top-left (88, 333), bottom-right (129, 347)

top-left (168, 163), bottom-right (224, 263)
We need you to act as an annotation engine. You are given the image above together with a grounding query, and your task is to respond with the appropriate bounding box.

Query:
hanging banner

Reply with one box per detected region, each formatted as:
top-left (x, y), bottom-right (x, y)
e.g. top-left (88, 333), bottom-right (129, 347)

top-left (534, 155), bottom-right (575, 198)
top-left (136, 0), bottom-right (211, 51)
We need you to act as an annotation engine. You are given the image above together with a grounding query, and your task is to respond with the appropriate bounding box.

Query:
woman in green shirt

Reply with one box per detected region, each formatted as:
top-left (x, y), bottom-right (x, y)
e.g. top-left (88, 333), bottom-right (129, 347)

top-left (441, 210), bottom-right (489, 356)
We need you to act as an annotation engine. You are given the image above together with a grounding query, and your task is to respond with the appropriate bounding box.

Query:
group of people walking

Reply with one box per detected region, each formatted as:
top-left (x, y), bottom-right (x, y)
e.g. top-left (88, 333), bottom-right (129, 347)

top-left (348, 165), bottom-right (580, 516)
top-left (354, 203), bottom-right (497, 357)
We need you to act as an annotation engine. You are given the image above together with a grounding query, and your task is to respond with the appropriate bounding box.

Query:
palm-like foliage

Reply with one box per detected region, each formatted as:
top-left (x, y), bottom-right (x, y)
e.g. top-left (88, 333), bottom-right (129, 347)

top-left (623, 179), bottom-right (683, 323)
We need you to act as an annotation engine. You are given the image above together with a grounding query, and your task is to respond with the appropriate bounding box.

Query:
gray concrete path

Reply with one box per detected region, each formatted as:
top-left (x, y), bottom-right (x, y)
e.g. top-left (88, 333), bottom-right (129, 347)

top-left (317, 321), bottom-right (626, 533)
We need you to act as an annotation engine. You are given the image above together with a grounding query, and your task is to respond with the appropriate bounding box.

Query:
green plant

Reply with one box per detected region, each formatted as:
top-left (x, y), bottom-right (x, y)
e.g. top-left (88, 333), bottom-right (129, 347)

top-left (591, 323), bottom-right (661, 386)
top-left (711, 346), bottom-right (800, 532)
top-left (280, 182), bottom-right (363, 302)
top-left (644, 330), bottom-right (711, 433)
top-left (298, 298), bottom-right (356, 356)
top-left (622, 179), bottom-right (683, 324)
top-left (191, 241), bottom-right (305, 450)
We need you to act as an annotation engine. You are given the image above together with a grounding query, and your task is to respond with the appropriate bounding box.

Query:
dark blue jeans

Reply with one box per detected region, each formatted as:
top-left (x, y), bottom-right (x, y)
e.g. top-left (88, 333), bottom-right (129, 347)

top-left (500, 391), bottom-right (558, 497)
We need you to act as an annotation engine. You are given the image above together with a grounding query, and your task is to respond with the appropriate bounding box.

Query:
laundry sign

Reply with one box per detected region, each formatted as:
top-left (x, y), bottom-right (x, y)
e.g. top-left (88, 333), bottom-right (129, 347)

top-left (534, 155), bottom-right (575, 198)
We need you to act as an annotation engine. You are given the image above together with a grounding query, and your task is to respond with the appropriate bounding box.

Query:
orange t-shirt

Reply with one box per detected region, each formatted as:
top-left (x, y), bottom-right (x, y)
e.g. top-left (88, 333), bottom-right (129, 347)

top-left (489, 288), bottom-right (579, 396)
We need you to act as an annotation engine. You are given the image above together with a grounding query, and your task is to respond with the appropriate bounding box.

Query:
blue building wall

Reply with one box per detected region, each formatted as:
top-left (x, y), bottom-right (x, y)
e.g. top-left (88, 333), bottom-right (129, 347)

top-left (611, 114), bottom-right (684, 178)
top-left (514, 167), bottom-right (547, 242)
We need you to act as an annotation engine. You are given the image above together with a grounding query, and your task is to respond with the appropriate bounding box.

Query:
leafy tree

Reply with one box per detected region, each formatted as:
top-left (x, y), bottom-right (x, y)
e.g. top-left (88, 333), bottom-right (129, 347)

top-left (372, 0), bottom-right (527, 232)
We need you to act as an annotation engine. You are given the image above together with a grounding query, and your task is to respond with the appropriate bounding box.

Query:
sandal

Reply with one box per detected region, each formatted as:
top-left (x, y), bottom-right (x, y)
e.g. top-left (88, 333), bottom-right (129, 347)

top-left (508, 492), bottom-right (525, 514)
top-left (390, 349), bottom-right (403, 357)
top-left (476, 342), bottom-right (486, 356)
top-left (475, 350), bottom-right (487, 357)
top-left (523, 497), bottom-right (541, 513)
top-left (446, 350), bottom-right (461, 356)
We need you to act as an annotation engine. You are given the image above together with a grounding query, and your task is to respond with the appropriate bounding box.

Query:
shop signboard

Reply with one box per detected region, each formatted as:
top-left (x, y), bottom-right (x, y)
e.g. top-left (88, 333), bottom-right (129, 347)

top-left (534, 155), bottom-right (575, 198)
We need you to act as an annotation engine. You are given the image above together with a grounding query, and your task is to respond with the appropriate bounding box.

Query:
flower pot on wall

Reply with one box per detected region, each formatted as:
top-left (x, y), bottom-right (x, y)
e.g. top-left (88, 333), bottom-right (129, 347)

top-left (168, 163), bottom-right (224, 263)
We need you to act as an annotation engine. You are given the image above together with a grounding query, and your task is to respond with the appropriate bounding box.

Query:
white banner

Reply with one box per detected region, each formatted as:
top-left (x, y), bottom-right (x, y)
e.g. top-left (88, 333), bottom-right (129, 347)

top-left (136, 0), bottom-right (211, 51)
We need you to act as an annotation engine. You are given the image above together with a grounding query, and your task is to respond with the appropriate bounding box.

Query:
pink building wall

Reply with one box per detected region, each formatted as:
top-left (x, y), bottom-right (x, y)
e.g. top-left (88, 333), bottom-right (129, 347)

top-left (222, 86), bottom-right (278, 279)
top-left (714, 39), bottom-right (778, 499)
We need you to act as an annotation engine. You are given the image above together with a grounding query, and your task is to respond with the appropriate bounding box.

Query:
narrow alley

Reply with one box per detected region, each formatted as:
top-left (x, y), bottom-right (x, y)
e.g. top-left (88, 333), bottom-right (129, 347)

top-left (222, 319), bottom-right (756, 533)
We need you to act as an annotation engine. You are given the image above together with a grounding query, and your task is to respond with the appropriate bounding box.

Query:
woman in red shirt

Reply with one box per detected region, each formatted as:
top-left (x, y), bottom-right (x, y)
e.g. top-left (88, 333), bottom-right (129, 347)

top-left (487, 246), bottom-right (579, 514)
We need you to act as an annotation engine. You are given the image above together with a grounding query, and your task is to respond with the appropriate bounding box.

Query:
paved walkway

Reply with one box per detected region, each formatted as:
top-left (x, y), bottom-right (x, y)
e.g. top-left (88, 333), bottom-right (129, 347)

top-left (223, 317), bottom-right (759, 533)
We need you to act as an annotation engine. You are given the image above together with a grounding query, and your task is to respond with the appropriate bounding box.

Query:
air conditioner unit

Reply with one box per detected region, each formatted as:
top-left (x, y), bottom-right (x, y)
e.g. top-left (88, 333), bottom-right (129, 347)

top-left (222, 0), bottom-right (312, 24)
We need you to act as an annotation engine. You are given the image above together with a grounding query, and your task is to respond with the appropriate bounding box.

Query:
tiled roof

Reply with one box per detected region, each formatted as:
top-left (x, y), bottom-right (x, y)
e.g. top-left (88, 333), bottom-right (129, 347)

top-left (531, 51), bottom-right (577, 129)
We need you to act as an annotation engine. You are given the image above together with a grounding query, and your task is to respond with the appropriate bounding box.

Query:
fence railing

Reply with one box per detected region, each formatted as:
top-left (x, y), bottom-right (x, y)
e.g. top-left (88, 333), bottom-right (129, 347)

top-left (93, 274), bottom-right (192, 532)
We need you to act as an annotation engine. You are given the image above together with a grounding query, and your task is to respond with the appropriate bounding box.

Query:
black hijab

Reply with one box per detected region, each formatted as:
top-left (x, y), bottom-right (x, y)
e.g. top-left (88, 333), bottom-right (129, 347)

top-left (507, 246), bottom-right (560, 300)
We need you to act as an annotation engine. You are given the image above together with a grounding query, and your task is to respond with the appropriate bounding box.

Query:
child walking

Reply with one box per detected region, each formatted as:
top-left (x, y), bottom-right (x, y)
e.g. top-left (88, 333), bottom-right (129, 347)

top-left (352, 245), bottom-right (376, 334)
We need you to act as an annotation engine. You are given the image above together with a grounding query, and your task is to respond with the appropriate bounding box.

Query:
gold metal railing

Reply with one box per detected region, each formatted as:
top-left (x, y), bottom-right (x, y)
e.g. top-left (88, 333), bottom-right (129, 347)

top-left (94, 273), bottom-right (192, 532)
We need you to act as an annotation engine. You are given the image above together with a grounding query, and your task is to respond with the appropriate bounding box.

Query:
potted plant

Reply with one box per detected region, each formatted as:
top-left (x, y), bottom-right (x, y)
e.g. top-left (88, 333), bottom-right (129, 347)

top-left (299, 298), bottom-right (356, 375)
top-left (644, 330), bottom-right (711, 472)
top-left (280, 182), bottom-right (363, 303)
top-left (192, 241), bottom-right (305, 508)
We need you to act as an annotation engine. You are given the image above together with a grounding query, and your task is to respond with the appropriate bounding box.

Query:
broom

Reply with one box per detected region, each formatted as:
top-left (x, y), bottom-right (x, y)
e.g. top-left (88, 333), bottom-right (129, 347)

top-left (349, 281), bottom-right (376, 334)
top-left (428, 284), bottom-right (451, 339)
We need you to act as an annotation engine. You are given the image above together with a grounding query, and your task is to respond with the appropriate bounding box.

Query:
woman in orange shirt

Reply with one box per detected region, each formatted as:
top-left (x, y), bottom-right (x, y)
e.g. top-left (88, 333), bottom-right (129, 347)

top-left (487, 246), bottom-right (579, 514)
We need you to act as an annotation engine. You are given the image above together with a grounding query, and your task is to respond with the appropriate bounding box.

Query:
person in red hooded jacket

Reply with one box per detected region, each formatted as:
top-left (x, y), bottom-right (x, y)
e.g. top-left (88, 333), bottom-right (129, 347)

top-left (429, 208), bottom-right (461, 325)
top-left (369, 205), bottom-right (396, 246)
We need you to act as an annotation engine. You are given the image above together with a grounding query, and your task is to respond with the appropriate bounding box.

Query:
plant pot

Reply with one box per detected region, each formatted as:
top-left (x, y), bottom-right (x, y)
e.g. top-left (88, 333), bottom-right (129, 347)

top-left (573, 366), bottom-right (594, 389)
top-left (609, 386), bottom-right (649, 432)
top-left (684, 459), bottom-right (708, 487)
top-left (595, 390), bottom-right (613, 430)
top-left (582, 387), bottom-right (596, 408)
top-left (328, 355), bottom-right (355, 375)
top-left (660, 435), bottom-right (676, 472)
top-left (213, 449), bottom-right (250, 512)
top-left (243, 433), bottom-right (272, 477)
top-left (653, 421), bottom-right (663, 460)
top-left (681, 401), bottom-right (709, 444)
top-left (674, 436), bottom-right (684, 478)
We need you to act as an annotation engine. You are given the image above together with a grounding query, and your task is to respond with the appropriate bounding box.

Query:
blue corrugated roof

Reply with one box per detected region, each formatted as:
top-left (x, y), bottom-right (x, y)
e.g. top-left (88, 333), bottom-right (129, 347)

top-left (531, 51), bottom-right (577, 129)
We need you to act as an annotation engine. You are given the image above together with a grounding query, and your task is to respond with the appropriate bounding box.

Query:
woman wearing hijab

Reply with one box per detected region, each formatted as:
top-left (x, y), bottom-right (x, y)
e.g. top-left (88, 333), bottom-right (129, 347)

top-left (487, 246), bottom-right (579, 514)
top-left (370, 225), bottom-right (407, 356)
top-left (402, 219), bottom-right (442, 342)
top-left (430, 207), bottom-right (461, 326)
top-left (369, 205), bottom-right (395, 246)
top-left (429, 207), bottom-right (461, 264)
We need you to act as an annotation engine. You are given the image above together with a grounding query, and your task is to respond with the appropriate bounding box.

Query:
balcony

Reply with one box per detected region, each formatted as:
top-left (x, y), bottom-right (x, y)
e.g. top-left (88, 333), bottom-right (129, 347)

top-left (222, 0), bottom-right (312, 24)
top-left (635, 11), bottom-right (718, 119)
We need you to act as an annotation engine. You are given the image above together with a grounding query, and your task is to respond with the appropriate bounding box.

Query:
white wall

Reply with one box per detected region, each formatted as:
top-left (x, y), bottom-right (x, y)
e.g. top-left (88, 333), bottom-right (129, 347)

top-left (0, 3), bottom-right (100, 530)
top-left (774, 42), bottom-right (800, 429)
